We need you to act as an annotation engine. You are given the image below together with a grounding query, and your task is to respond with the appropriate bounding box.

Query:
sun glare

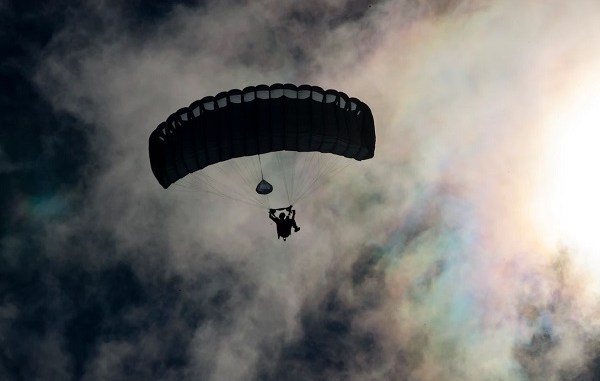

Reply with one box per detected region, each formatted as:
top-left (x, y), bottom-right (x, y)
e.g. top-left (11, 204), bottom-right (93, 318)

top-left (535, 81), bottom-right (600, 258)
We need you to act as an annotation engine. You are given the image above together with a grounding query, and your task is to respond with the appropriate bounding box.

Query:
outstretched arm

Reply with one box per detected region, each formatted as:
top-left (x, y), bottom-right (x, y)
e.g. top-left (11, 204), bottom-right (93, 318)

top-left (269, 209), bottom-right (277, 222)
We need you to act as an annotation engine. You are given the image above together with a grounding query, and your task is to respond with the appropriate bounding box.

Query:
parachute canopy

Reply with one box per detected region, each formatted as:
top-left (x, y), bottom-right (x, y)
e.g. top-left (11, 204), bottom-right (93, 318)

top-left (149, 83), bottom-right (375, 189)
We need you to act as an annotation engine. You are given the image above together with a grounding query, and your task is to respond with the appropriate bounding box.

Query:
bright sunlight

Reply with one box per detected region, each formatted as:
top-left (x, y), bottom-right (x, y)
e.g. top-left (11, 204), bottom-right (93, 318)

top-left (535, 75), bottom-right (600, 258)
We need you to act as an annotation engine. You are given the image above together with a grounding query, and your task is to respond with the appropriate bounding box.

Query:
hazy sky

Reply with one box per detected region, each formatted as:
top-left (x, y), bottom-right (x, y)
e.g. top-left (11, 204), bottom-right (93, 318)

top-left (3, 0), bottom-right (600, 380)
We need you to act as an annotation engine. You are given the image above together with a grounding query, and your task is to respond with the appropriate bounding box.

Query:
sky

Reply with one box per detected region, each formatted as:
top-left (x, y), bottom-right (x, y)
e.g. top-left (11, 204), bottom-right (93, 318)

top-left (3, 0), bottom-right (600, 380)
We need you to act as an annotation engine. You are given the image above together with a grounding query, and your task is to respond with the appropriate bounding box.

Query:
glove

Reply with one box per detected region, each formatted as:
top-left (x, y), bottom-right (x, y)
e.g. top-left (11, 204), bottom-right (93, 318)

top-left (287, 206), bottom-right (292, 212)
top-left (269, 209), bottom-right (275, 213)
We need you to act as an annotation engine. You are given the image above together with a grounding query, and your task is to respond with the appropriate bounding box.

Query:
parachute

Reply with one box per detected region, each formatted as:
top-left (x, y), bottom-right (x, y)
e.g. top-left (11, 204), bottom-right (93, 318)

top-left (149, 83), bottom-right (375, 208)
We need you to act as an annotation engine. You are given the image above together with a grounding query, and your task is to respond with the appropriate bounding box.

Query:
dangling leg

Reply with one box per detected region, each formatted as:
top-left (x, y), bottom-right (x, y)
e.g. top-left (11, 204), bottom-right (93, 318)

top-left (291, 219), bottom-right (300, 232)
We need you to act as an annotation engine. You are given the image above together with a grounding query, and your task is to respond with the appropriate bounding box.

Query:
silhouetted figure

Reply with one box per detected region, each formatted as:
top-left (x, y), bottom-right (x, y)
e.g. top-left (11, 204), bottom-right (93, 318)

top-left (269, 206), bottom-right (300, 241)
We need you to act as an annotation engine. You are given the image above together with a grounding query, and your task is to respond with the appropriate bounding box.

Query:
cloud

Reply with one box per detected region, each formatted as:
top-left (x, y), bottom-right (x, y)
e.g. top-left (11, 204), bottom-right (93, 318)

top-left (0, 145), bottom-right (33, 174)
top-left (3, 0), bottom-right (598, 380)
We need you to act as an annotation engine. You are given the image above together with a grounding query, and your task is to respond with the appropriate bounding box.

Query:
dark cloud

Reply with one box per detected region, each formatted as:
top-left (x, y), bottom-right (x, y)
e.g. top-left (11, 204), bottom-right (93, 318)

top-left (0, 0), bottom-right (90, 233)
top-left (1, 220), bottom-right (256, 380)
top-left (257, 247), bottom-right (389, 381)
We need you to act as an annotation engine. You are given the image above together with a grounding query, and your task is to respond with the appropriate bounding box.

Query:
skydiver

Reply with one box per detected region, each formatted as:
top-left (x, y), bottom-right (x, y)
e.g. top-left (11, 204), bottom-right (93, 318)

top-left (269, 206), bottom-right (300, 241)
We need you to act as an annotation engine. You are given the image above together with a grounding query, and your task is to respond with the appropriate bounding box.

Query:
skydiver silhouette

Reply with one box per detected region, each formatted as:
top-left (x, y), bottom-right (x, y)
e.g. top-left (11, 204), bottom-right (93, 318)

top-left (269, 206), bottom-right (300, 241)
